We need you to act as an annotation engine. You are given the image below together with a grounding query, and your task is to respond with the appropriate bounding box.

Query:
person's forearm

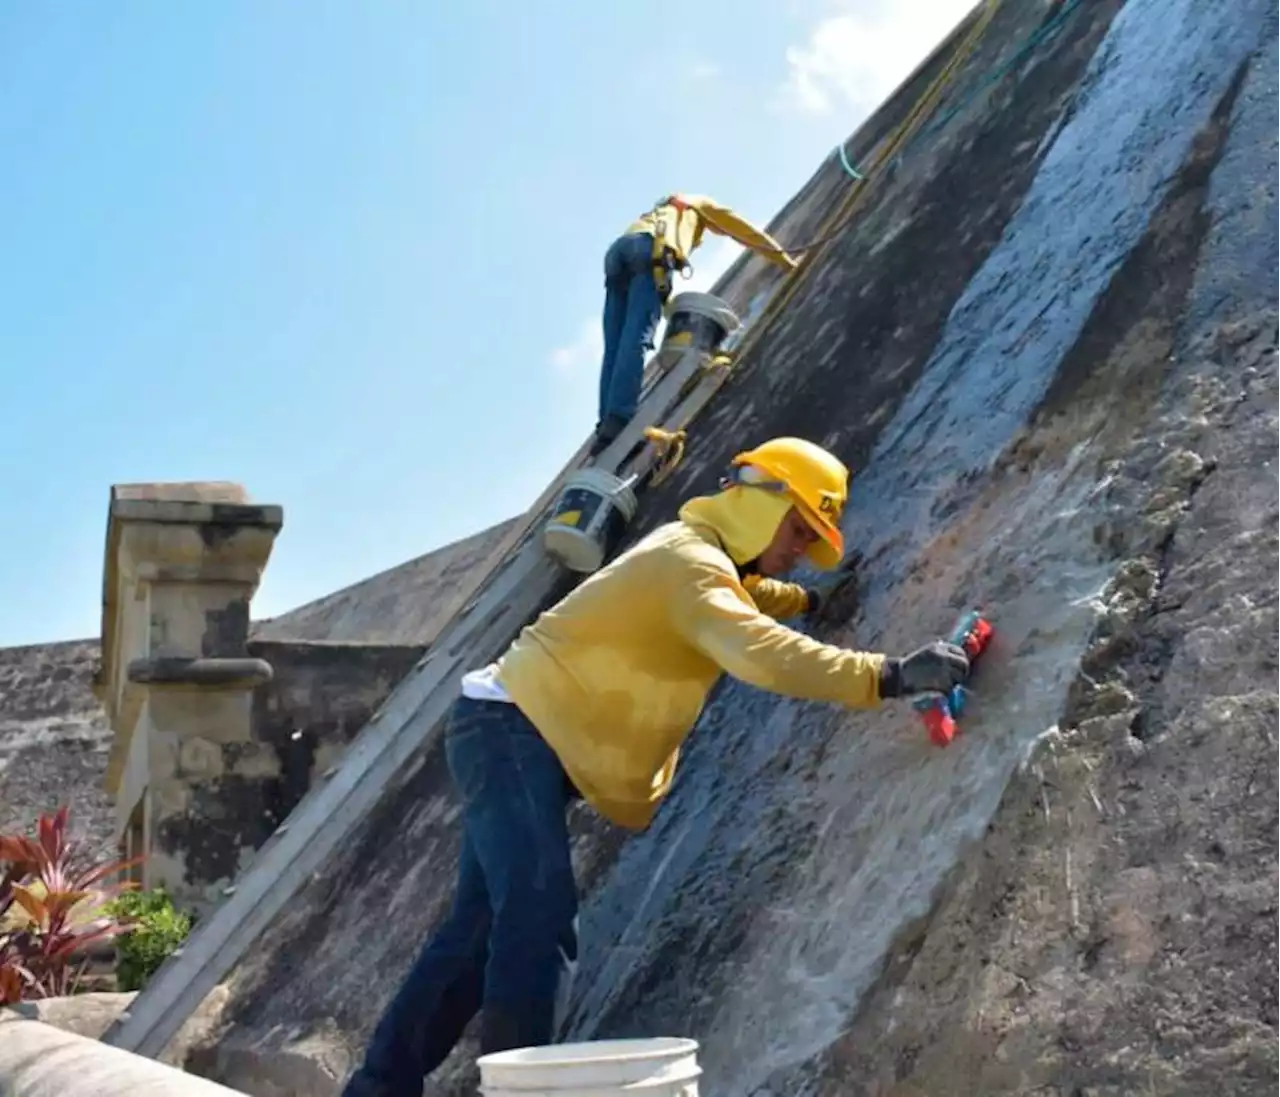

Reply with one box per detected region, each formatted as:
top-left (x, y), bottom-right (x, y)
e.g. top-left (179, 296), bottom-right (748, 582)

top-left (694, 610), bottom-right (884, 707)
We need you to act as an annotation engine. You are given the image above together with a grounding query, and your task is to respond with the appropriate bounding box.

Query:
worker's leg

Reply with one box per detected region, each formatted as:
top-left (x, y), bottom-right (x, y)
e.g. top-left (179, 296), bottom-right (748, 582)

top-left (598, 234), bottom-right (632, 426)
top-left (344, 697), bottom-right (575, 1096)
top-left (445, 700), bottom-right (579, 1052)
top-left (342, 827), bottom-right (490, 1097)
top-left (600, 234), bottom-right (662, 434)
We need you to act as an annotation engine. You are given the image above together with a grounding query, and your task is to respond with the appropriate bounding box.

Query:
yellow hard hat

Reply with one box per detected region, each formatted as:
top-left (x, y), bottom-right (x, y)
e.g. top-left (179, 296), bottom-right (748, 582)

top-left (728, 436), bottom-right (849, 569)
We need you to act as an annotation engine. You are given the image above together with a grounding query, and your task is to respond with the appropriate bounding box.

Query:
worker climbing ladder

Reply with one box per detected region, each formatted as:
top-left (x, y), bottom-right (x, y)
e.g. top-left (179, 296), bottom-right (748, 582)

top-left (104, 0), bottom-right (1016, 1061)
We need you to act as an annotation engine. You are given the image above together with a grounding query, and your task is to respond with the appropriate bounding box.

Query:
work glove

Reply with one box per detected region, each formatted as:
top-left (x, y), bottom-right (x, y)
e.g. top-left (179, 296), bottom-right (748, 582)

top-left (805, 552), bottom-right (862, 626)
top-left (879, 641), bottom-right (970, 699)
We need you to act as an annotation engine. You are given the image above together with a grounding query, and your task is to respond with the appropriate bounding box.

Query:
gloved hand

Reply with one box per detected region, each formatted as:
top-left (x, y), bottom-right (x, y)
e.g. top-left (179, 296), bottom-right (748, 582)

top-left (805, 552), bottom-right (862, 625)
top-left (879, 641), bottom-right (970, 698)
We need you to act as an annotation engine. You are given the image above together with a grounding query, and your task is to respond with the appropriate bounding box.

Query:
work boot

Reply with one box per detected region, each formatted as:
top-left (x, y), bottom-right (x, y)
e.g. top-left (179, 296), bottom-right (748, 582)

top-left (478, 1006), bottom-right (549, 1056)
top-left (586, 431), bottom-right (611, 460)
top-left (587, 416), bottom-right (627, 459)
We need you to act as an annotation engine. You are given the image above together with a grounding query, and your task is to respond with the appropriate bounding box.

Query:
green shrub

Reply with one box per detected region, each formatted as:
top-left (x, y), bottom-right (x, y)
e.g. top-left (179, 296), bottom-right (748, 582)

top-left (108, 888), bottom-right (192, 993)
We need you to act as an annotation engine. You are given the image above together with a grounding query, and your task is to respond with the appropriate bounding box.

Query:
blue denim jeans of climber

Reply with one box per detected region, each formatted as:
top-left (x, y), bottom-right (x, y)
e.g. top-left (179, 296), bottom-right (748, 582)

top-left (341, 696), bottom-right (579, 1097)
top-left (597, 231), bottom-right (663, 436)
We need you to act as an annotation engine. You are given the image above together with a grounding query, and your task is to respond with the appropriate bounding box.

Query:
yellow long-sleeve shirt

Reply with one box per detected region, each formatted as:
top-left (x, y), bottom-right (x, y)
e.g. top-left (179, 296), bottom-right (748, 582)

top-left (742, 573), bottom-right (813, 620)
top-left (495, 519), bottom-right (883, 831)
top-left (626, 194), bottom-right (798, 273)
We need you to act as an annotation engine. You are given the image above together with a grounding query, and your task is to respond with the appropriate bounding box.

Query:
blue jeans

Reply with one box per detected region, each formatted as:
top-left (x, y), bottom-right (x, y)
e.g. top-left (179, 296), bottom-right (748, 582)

top-left (342, 697), bottom-right (579, 1097)
top-left (598, 232), bottom-right (663, 430)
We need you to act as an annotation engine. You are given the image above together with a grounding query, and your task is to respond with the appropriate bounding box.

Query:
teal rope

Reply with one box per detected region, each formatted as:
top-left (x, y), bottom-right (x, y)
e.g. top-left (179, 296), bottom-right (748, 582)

top-left (837, 141), bottom-right (865, 180)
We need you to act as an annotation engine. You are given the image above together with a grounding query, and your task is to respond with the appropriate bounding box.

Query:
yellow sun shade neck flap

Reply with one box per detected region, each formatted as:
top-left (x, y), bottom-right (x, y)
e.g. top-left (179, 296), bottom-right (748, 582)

top-left (677, 486), bottom-right (793, 567)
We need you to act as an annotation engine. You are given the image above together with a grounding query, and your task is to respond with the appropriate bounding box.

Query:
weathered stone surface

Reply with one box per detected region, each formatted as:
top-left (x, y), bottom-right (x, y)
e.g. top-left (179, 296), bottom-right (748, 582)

top-left (816, 328), bottom-right (1279, 1096)
top-left (810, 11), bottom-right (1280, 1093)
top-left (180, 737), bottom-right (228, 780)
top-left (0, 992), bottom-right (136, 1041)
top-left (0, 973), bottom-right (236, 1075)
top-left (240, 639), bottom-right (428, 837)
top-left (135, 641), bottom-right (426, 916)
top-left (0, 1018), bottom-right (248, 1097)
top-left (252, 518), bottom-right (517, 645)
top-left (0, 639), bottom-right (113, 854)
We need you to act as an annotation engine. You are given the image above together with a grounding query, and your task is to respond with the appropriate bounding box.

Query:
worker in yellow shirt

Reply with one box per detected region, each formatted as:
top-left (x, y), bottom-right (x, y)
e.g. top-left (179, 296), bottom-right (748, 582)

top-left (341, 437), bottom-right (970, 1097)
top-left (589, 194), bottom-right (800, 457)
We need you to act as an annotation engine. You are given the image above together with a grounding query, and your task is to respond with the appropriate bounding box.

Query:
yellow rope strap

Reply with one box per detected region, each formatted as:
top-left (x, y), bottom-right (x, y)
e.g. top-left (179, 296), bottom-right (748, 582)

top-left (642, 426), bottom-right (687, 487)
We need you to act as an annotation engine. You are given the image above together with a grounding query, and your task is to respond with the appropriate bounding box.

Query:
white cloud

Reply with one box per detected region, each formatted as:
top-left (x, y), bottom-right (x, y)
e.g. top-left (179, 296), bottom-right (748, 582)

top-left (548, 317), bottom-right (602, 379)
top-left (779, 0), bottom-right (977, 116)
top-left (688, 59), bottom-right (722, 81)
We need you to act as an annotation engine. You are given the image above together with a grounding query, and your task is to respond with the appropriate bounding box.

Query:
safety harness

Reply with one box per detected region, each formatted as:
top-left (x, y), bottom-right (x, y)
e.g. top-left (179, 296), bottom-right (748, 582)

top-left (646, 195), bottom-right (696, 297)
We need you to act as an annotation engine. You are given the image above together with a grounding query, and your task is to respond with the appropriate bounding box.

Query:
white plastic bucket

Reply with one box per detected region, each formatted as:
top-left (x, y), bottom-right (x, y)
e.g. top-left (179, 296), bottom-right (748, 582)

top-left (477, 1037), bottom-right (701, 1096)
top-left (543, 469), bottom-right (639, 574)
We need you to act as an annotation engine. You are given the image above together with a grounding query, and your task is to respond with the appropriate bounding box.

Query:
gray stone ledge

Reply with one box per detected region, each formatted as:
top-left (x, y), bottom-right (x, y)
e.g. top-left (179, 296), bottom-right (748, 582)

top-left (126, 656), bottom-right (274, 688)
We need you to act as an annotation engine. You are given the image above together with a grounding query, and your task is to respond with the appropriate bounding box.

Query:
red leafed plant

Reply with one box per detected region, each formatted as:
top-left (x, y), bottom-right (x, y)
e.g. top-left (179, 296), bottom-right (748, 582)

top-left (0, 805), bottom-right (142, 1004)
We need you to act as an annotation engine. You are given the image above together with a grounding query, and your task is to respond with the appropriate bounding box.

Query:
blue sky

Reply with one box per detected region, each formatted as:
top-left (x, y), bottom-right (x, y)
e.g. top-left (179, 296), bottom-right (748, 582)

top-left (0, 0), bottom-right (974, 647)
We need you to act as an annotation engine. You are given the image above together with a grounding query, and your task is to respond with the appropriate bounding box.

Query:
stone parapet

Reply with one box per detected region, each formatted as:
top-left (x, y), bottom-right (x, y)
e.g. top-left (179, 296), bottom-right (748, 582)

top-left (93, 483), bottom-right (282, 915)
